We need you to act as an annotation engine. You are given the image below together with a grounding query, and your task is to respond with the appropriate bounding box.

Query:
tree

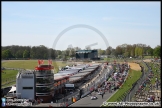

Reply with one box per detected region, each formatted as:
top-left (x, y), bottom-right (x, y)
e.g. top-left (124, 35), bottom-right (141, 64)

top-left (74, 47), bottom-right (81, 51)
top-left (138, 47), bottom-right (143, 58)
top-left (111, 49), bottom-right (117, 57)
top-left (106, 46), bottom-right (112, 55)
top-left (2, 49), bottom-right (12, 59)
top-left (30, 47), bottom-right (37, 58)
top-left (98, 49), bottom-right (102, 57)
top-left (69, 49), bottom-right (75, 57)
top-left (115, 46), bottom-right (122, 56)
top-left (65, 50), bottom-right (70, 56)
top-left (56, 50), bottom-right (62, 56)
top-left (123, 52), bottom-right (129, 58)
top-left (147, 48), bottom-right (153, 57)
top-left (130, 49), bottom-right (135, 57)
top-left (102, 50), bottom-right (105, 55)
top-left (153, 45), bottom-right (161, 58)
top-left (135, 47), bottom-right (139, 57)
top-left (23, 50), bottom-right (30, 58)
top-left (2, 50), bottom-right (6, 59)
top-left (15, 50), bottom-right (23, 58)
top-left (57, 55), bottom-right (62, 59)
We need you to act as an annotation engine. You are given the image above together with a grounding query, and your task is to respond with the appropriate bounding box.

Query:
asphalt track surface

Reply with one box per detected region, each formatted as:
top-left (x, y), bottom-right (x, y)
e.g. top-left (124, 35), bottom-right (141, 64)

top-left (69, 90), bottom-right (117, 107)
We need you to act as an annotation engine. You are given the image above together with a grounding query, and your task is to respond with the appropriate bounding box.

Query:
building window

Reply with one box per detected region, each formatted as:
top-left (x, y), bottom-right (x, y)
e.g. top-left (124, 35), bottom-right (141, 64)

top-left (23, 87), bottom-right (33, 89)
top-left (21, 76), bottom-right (33, 78)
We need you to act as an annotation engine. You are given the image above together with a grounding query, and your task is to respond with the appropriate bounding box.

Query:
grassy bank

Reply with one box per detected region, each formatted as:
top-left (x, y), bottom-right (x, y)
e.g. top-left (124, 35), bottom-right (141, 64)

top-left (1, 70), bottom-right (18, 88)
top-left (101, 68), bottom-right (142, 107)
top-left (1, 70), bottom-right (18, 81)
top-left (107, 69), bottom-right (142, 102)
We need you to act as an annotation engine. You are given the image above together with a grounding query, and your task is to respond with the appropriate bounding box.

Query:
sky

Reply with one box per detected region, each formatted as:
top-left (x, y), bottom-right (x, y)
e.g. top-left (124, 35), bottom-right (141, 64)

top-left (2, 1), bottom-right (161, 50)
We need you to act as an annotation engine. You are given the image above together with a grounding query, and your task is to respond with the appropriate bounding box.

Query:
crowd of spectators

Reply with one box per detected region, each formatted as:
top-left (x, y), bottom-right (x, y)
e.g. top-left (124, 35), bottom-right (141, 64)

top-left (93, 63), bottom-right (129, 99)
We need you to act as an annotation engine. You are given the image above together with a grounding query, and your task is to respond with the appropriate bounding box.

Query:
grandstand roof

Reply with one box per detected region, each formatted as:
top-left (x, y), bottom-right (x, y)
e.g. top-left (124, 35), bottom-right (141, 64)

top-left (69, 77), bottom-right (82, 83)
top-left (71, 71), bottom-right (91, 77)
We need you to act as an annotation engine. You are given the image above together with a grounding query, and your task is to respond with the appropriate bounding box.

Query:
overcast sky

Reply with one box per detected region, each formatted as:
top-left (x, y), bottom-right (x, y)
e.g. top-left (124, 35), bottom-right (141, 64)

top-left (2, 2), bottom-right (160, 50)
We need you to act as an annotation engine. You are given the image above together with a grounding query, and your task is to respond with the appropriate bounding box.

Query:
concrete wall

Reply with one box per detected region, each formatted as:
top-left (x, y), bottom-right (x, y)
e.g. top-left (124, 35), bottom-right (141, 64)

top-left (16, 73), bottom-right (35, 100)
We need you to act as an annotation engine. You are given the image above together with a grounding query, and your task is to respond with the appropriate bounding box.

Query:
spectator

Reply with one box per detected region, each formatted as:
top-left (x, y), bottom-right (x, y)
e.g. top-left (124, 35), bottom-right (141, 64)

top-left (155, 77), bottom-right (158, 81)
top-left (148, 96), bottom-right (150, 102)
top-left (152, 96), bottom-right (155, 102)
top-left (40, 98), bottom-right (43, 103)
top-left (101, 92), bottom-right (104, 99)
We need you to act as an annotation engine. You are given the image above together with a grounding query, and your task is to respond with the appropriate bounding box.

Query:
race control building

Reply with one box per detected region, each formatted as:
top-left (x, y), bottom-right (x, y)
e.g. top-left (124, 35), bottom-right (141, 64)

top-left (75, 50), bottom-right (99, 60)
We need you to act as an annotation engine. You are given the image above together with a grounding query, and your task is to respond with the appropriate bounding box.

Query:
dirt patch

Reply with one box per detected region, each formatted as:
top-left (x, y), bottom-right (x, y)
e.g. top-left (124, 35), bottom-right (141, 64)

top-left (143, 59), bottom-right (151, 62)
top-left (116, 62), bottom-right (141, 71)
top-left (128, 62), bottom-right (141, 71)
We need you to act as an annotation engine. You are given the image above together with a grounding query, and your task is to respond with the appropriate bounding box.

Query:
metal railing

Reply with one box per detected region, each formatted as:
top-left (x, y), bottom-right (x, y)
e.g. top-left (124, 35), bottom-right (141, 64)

top-left (2, 76), bottom-right (17, 87)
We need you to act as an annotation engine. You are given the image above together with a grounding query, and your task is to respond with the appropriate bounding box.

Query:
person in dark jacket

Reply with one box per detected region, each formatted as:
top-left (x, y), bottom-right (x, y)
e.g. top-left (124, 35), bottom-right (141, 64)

top-left (101, 93), bottom-right (104, 99)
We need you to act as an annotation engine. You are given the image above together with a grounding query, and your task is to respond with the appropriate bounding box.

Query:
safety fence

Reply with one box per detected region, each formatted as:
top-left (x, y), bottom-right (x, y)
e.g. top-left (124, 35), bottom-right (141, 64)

top-left (2, 76), bottom-right (17, 87)
top-left (2, 67), bottom-right (26, 71)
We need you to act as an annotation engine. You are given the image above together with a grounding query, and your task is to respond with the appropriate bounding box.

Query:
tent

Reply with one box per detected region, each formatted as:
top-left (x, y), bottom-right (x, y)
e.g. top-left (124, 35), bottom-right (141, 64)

top-left (8, 86), bottom-right (16, 93)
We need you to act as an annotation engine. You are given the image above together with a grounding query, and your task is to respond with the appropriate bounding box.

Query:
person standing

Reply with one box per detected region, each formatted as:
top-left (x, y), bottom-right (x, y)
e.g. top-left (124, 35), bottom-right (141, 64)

top-left (101, 92), bottom-right (104, 99)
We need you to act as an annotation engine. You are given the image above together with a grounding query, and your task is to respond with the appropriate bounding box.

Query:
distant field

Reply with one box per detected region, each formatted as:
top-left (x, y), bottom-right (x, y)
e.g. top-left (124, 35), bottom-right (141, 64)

top-left (2, 60), bottom-right (74, 73)
top-left (103, 57), bottom-right (126, 62)
top-left (1, 60), bottom-right (74, 87)
top-left (143, 56), bottom-right (152, 59)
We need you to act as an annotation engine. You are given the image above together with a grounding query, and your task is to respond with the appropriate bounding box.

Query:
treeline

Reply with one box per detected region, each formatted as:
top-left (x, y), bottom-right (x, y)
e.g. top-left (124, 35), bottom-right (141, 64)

top-left (1, 45), bottom-right (80, 60)
top-left (97, 43), bottom-right (160, 58)
top-left (1, 43), bottom-right (161, 60)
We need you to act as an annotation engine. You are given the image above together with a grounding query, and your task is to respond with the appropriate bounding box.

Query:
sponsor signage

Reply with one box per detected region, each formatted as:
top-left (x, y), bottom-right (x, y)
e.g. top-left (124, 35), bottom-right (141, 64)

top-left (65, 84), bottom-right (74, 88)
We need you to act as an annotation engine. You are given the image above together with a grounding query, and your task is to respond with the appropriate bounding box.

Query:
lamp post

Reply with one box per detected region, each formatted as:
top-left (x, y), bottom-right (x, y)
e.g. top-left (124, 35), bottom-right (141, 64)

top-left (56, 100), bottom-right (58, 107)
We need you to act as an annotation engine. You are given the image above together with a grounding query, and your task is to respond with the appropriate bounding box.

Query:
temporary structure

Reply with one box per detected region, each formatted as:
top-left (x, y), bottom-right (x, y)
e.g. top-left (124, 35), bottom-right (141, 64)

top-left (8, 86), bottom-right (16, 93)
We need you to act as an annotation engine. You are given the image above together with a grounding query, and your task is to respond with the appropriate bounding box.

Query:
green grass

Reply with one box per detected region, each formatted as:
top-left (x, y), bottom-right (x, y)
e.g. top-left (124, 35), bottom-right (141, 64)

top-left (102, 57), bottom-right (126, 63)
top-left (1, 60), bottom-right (75, 88)
top-left (1, 70), bottom-right (18, 88)
top-left (2, 60), bottom-right (74, 73)
top-left (105, 69), bottom-right (142, 104)
top-left (1, 70), bottom-right (18, 81)
top-left (143, 56), bottom-right (152, 59)
top-left (2, 81), bottom-right (16, 88)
